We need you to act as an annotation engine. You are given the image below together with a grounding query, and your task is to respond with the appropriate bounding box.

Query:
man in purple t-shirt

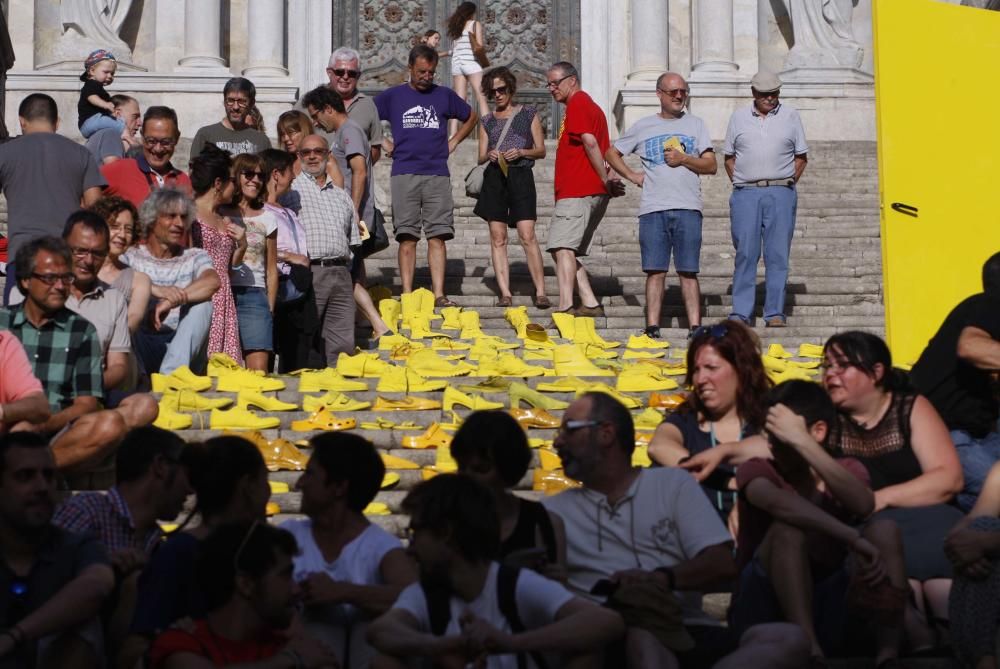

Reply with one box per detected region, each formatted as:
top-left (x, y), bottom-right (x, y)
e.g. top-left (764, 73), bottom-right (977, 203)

top-left (375, 45), bottom-right (478, 306)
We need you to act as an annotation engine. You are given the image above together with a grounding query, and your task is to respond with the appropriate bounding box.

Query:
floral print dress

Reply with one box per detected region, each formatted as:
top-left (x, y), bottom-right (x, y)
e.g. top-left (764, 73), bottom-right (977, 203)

top-left (193, 220), bottom-right (243, 365)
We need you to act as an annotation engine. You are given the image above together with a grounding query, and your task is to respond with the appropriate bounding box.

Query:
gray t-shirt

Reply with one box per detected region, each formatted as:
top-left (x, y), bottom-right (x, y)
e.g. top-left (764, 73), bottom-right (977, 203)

top-left (348, 94), bottom-right (383, 147)
top-left (0, 133), bottom-right (106, 260)
top-left (723, 103), bottom-right (808, 183)
top-left (85, 127), bottom-right (125, 164)
top-left (190, 122), bottom-right (271, 157)
top-left (331, 119), bottom-right (374, 225)
top-left (613, 112), bottom-right (713, 216)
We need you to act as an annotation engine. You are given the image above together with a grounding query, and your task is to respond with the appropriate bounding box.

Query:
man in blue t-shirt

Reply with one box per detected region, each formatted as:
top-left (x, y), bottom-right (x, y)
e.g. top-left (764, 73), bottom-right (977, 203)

top-left (375, 45), bottom-right (478, 307)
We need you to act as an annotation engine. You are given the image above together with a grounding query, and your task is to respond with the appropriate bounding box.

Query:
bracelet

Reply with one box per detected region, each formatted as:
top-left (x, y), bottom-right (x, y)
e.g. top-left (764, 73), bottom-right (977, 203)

top-left (655, 567), bottom-right (677, 590)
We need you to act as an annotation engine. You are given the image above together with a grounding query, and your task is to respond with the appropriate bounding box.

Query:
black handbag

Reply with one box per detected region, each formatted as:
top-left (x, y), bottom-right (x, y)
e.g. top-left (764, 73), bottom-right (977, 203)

top-left (360, 206), bottom-right (390, 258)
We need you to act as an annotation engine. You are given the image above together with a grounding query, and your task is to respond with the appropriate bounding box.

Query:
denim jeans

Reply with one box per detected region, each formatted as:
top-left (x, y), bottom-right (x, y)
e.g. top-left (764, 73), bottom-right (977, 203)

top-left (951, 426), bottom-right (1000, 511)
top-left (79, 112), bottom-right (125, 139)
top-left (728, 185), bottom-right (798, 321)
top-left (134, 301), bottom-right (213, 375)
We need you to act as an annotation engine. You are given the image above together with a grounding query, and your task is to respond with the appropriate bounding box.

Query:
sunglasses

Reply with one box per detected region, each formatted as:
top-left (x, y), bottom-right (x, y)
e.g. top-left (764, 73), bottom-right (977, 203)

top-left (689, 324), bottom-right (729, 341)
top-left (241, 169), bottom-right (266, 181)
top-left (658, 87), bottom-right (689, 97)
top-left (297, 148), bottom-right (329, 157)
top-left (490, 86), bottom-right (509, 96)
top-left (31, 272), bottom-right (76, 286)
top-left (329, 68), bottom-right (360, 79)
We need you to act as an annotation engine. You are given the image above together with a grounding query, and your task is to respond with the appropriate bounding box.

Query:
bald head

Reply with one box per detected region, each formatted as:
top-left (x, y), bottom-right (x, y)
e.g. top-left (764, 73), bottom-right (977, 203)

top-left (655, 72), bottom-right (689, 117)
top-left (298, 134), bottom-right (331, 177)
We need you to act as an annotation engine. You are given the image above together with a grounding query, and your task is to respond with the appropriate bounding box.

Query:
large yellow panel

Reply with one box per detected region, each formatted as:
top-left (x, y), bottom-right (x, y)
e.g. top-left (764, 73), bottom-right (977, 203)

top-left (874, 0), bottom-right (1000, 365)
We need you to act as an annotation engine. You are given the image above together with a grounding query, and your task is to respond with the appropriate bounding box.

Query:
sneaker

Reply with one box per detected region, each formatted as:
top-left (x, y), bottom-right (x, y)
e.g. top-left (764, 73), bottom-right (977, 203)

top-left (216, 368), bottom-right (286, 393)
top-left (643, 326), bottom-right (661, 339)
top-left (209, 406), bottom-right (281, 430)
top-left (627, 333), bottom-right (670, 350)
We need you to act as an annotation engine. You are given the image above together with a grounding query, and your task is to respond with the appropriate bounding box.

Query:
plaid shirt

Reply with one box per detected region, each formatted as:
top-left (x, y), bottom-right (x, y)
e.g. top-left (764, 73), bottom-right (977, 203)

top-left (53, 487), bottom-right (162, 555)
top-left (280, 171), bottom-right (360, 261)
top-left (0, 305), bottom-right (104, 410)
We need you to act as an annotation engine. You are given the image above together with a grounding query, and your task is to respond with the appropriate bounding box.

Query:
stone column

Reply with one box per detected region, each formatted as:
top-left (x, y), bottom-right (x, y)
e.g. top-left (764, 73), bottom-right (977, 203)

top-left (692, 0), bottom-right (738, 72)
top-left (178, 0), bottom-right (225, 68)
top-left (627, 0), bottom-right (668, 81)
top-left (244, 0), bottom-right (288, 77)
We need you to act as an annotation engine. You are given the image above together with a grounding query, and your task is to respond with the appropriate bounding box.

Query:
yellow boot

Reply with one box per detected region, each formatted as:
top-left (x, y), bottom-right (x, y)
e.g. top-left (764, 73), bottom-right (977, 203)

top-left (406, 349), bottom-right (475, 377)
top-left (378, 332), bottom-right (414, 350)
top-left (336, 351), bottom-right (393, 378)
top-left (378, 298), bottom-right (401, 330)
top-left (577, 342), bottom-right (619, 360)
top-left (550, 311), bottom-right (576, 339)
top-left (573, 316), bottom-right (620, 349)
top-left (408, 313), bottom-right (451, 339)
top-left (440, 306), bottom-right (463, 330)
top-left (459, 310), bottom-right (486, 339)
top-left (414, 287), bottom-right (443, 320)
top-left (552, 344), bottom-right (615, 377)
top-left (442, 386), bottom-right (504, 411)
top-left (504, 306), bottom-right (530, 338)
top-left (400, 292), bottom-right (422, 331)
top-left (153, 403), bottom-right (192, 430)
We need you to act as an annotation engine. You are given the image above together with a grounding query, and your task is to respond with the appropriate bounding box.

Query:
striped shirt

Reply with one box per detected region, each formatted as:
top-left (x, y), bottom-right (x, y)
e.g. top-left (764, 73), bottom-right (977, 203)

top-left (280, 172), bottom-right (360, 261)
top-left (723, 103), bottom-right (808, 183)
top-left (53, 487), bottom-right (163, 555)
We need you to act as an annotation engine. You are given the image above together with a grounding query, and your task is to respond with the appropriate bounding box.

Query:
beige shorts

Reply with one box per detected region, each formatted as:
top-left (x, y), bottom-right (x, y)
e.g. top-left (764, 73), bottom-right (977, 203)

top-left (546, 195), bottom-right (610, 256)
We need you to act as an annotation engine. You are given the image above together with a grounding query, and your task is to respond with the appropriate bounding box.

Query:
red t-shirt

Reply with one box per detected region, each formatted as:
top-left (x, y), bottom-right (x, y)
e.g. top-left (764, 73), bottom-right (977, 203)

top-left (149, 620), bottom-right (286, 668)
top-left (734, 457), bottom-right (870, 573)
top-left (101, 158), bottom-right (193, 208)
top-left (554, 91), bottom-right (611, 200)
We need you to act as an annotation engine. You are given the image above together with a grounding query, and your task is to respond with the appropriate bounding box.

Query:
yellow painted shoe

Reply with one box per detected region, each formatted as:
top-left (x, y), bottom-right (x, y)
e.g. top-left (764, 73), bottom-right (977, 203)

top-left (458, 310), bottom-right (487, 339)
top-left (768, 368), bottom-right (819, 384)
top-left (537, 448), bottom-right (563, 471)
top-left (381, 472), bottom-right (401, 490)
top-left (627, 333), bottom-right (671, 350)
top-left (407, 349), bottom-right (475, 377)
top-left (207, 352), bottom-right (245, 377)
top-left (413, 287), bottom-right (442, 321)
top-left (153, 404), bottom-right (192, 430)
top-left (382, 453), bottom-right (420, 469)
top-left (552, 344), bottom-right (615, 377)
top-left (421, 442), bottom-right (459, 479)
top-left (151, 365), bottom-right (213, 392)
top-left (290, 406), bottom-right (357, 432)
top-left (476, 353), bottom-right (547, 377)
top-left (408, 313), bottom-right (451, 339)
top-left (388, 343), bottom-right (428, 361)
top-left (649, 392), bottom-right (687, 410)
top-left (616, 371), bottom-right (679, 393)
top-left (258, 437), bottom-right (308, 472)
top-left (671, 348), bottom-right (688, 359)
top-left (798, 343), bottom-right (825, 359)
top-left (336, 351), bottom-right (393, 378)
top-left (528, 437), bottom-right (553, 449)
top-left (577, 383), bottom-right (641, 409)
top-left (296, 368), bottom-right (369, 392)
top-left (532, 468), bottom-right (581, 495)
top-left (634, 407), bottom-right (665, 430)
top-left (373, 396), bottom-right (443, 411)
top-left (237, 391), bottom-right (298, 412)
top-left (524, 323), bottom-right (553, 346)
top-left (522, 348), bottom-right (554, 361)
top-left (376, 366), bottom-right (448, 392)
top-left (573, 316), bottom-right (620, 349)
top-left (762, 355), bottom-right (788, 373)
top-left (266, 501), bottom-right (281, 517)
top-left (767, 343), bottom-right (794, 359)
top-left (210, 406), bottom-right (281, 430)
top-left (550, 311), bottom-right (576, 339)
top-left (401, 423), bottom-right (453, 449)
top-left (442, 386), bottom-right (504, 411)
top-left (509, 381), bottom-right (569, 410)
top-left (632, 444), bottom-right (653, 467)
top-left (216, 368), bottom-right (286, 393)
top-left (440, 306), bottom-right (463, 330)
top-left (439, 410), bottom-right (464, 430)
top-left (269, 481), bottom-right (290, 494)
top-left (160, 389), bottom-right (233, 411)
top-left (623, 349), bottom-right (666, 360)
top-left (474, 336), bottom-right (520, 350)
top-left (359, 417), bottom-right (424, 431)
top-left (577, 342), bottom-right (619, 360)
top-left (433, 338), bottom-right (472, 351)
top-left (509, 407), bottom-right (560, 429)
top-left (378, 332), bottom-right (414, 350)
top-left (364, 502), bottom-right (391, 516)
top-left (378, 297), bottom-right (401, 328)
top-left (302, 392), bottom-right (371, 412)
top-left (536, 376), bottom-right (591, 393)
top-left (400, 292), bottom-right (421, 330)
top-left (458, 376), bottom-right (511, 392)
top-left (504, 306), bottom-right (530, 338)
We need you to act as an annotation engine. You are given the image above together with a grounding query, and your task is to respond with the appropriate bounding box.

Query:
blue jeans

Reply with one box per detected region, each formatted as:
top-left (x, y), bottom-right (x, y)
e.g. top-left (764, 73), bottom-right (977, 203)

top-left (728, 185), bottom-right (798, 321)
top-left (134, 301), bottom-right (213, 375)
top-left (951, 425), bottom-right (1000, 511)
top-left (80, 113), bottom-right (125, 139)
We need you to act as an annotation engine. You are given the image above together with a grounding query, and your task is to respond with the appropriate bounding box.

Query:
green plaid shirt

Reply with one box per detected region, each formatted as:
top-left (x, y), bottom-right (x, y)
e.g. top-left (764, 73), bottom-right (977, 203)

top-left (0, 306), bottom-right (104, 410)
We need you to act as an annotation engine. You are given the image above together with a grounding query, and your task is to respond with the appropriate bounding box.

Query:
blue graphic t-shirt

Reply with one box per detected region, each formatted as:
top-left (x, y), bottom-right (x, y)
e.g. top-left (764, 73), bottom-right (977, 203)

top-left (613, 113), bottom-right (713, 215)
top-left (375, 84), bottom-right (472, 177)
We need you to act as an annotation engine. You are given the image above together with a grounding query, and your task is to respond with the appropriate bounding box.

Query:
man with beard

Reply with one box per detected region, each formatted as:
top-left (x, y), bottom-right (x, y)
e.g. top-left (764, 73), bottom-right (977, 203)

top-left (368, 474), bottom-right (623, 669)
top-left (189, 78), bottom-right (271, 157)
top-left (148, 522), bottom-right (337, 668)
top-left (0, 431), bottom-right (114, 667)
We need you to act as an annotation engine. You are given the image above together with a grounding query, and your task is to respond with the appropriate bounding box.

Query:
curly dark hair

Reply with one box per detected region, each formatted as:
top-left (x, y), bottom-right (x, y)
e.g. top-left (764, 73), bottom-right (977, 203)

top-left (480, 66), bottom-right (517, 101)
top-left (90, 195), bottom-right (139, 239)
top-left (446, 2), bottom-right (477, 39)
top-left (681, 320), bottom-right (771, 428)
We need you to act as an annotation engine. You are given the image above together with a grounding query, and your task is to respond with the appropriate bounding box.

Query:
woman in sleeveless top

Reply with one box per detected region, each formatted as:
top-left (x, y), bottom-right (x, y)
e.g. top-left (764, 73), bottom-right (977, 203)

top-left (92, 194), bottom-right (152, 333)
top-left (822, 331), bottom-right (963, 650)
top-left (445, 2), bottom-right (489, 137)
top-left (451, 410), bottom-right (567, 581)
top-left (648, 320), bottom-right (771, 526)
top-left (474, 66), bottom-right (550, 308)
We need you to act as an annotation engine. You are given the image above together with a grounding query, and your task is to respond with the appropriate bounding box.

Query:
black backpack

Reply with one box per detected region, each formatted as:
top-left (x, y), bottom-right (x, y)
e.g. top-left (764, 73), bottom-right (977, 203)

top-left (421, 564), bottom-right (550, 669)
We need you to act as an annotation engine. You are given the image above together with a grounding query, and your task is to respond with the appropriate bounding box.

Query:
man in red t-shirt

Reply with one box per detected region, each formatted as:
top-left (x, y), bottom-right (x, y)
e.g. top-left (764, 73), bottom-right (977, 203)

top-left (545, 62), bottom-right (624, 315)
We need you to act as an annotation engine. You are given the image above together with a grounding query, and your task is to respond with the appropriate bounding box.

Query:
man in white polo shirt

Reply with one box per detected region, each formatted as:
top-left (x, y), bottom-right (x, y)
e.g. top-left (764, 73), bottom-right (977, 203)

top-left (723, 71), bottom-right (808, 328)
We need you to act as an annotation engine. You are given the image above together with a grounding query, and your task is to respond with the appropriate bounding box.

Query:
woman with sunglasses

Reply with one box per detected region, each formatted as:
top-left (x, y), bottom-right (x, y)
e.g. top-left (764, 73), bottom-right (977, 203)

top-left (474, 66), bottom-right (550, 308)
top-left (648, 320), bottom-right (772, 522)
top-left (219, 153), bottom-right (279, 371)
top-left (276, 110), bottom-right (344, 186)
top-left (821, 331), bottom-right (963, 651)
top-left (91, 195), bottom-right (151, 334)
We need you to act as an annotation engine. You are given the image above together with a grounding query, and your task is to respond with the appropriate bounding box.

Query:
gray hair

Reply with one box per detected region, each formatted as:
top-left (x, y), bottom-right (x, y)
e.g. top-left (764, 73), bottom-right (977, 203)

top-left (137, 188), bottom-right (196, 240)
top-left (329, 47), bottom-right (361, 68)
top-left (549, 61), bottom-right (579, 81)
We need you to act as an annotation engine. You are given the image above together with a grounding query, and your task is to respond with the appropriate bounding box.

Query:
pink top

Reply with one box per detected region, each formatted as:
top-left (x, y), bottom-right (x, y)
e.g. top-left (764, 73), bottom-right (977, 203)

top-left (0, 331), bottom-right (44, 433)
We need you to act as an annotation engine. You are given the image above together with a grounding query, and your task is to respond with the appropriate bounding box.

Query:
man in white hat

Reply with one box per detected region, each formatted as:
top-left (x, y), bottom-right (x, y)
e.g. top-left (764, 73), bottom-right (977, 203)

top-left (722, 71), bottom-right (808, 327)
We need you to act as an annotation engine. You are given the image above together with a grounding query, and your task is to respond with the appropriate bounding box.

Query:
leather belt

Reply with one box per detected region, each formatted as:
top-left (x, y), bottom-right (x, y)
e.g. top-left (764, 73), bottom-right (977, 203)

top-left (310, 257), bottom-right (350, 267)
top-left (735, 179), bottom-right (795, 188)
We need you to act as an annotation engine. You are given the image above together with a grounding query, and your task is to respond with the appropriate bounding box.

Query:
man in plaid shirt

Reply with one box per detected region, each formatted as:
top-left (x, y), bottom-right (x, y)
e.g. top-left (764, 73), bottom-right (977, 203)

top-left (0, 237), bottom-right (130, 474)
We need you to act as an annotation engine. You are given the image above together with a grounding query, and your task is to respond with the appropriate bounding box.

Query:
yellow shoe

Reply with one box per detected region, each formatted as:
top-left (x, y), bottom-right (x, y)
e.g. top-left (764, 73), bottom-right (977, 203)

top-left (269, 481), bottom-right (290, 494)
top-left (407, 349), bottom-right (475, 377)
top-left (767, 343), bottom-right (794, 359)
top-left (153, 404), bottom-right (192, 430)
top-left (522, 348), bottom-right (554, 361)
top-left (364, 502), bottom-right (391, 516)
top-left (400, 292), bottom-right (422, 330)
top-left (509, 381), bottom-right (569, 410)
top-left (532, 468), bottom-right (581, 495)
top-left (210, 406), bottom-right (281, 430)
top-left (528, 437), bottom-right (553, 449)
top-left (413, 287), bottom-right (442, 320)
top-left (378, 297), bottom-right (401, 329)
top-left (537, 448), bottom-right (563, 471)
top-left (376, 366), bottom-right (448, 392)
top-left (552, 345), bottom-right (615, 377)
top-left (476, 353), bottom-right (547, 377)
top-left (151, 365), bottom-right (213, 392)
top-left (359, 417), bottom-right (425, 430)
top-left (623, 349), bottom-right (666, 360)
top-left (632, 444), bottom-right (653, 467)
top-left (207, 352), bottom-right (245, 377)
top-left (388, 343), bottom-right (427, 361)
top-left (337, 351), bottom-right (393, 378)
top-left (634, 407), bottom-right (665, 430)
top-left (617, 371), bottom-right (679, 393)
top-left (671, 348), bottom-right (688, 359)
top-left (475, 336), bottom-right (520, 350)
top-left (439, 410), bottom-right (464, 430)
top-left (290, 406), bottom-right (357, 432)
top-left (258, 437), bottom-right (308, 471)
top-left (266, 501), bottom-right (281, 517)
top-left (798, 343), bottom-right (825, 359)
top-left (550, 311), bottom-right (576, 339)
top-left (378, 332), bottom-right (414, 350)
top-left (573, 316), bottom-right (620, 349)
top-left (160, 389), bottom-right (233, 411)
top-left (296, 368), bottom-right (369, 392)
top-left (536, 376), bottom-right (590, 393)
top-left (442, 386), bottom-right (504, 411)
top-left (788, 359), bottom-right (821, 370)
top-left (627, 333), bottom-right (671, 350)
top-left (302, 392), bottom-right (371, 412)
top-left (216, 368), bottom-right (286, 393)
top-left (504, 306), bottom-right (530, 338)
top-left (577, 383), bottom-right (641, 409)
top-left (762, 355), bottom-right (788, 373)
top-left (577, 342), bottom-right (619, 360)
top-left (381, 453), bottom-right (420, 469)
top-left (458, 310), bottom-right (487, 339)
top-left (524, 323), bottom-right (554, 347)
top-left (768, 368), bottom-right (819, 384)
top-left (381, 472), bottom-right (401, 490)
top-left (408, 313), bottom-right (451, 339)
top-left (433, 338), bottom-right (472, 351)
top-left (373, 396), bottom-right (443, 411)
top-left (237, 391), bottom-right (298, 412)
top-left (458, 376), bottom-right (512, 392)
top-left (509, 407), bottom-right (560, 429)
top-left (440, 306), bottom-right (463, 330)
top-left (649, 392), bottom-right (687, 410)
top-left (401, 423), bottom-right (453, 449)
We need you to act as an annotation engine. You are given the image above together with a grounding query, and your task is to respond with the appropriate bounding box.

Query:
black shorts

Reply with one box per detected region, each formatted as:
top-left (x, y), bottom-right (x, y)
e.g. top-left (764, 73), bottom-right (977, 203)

top-left (473, 162), bottom-right (537, 226)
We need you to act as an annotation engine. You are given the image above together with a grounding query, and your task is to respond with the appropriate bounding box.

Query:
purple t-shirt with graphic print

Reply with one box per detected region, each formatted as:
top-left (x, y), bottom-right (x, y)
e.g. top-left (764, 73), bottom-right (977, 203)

top-left (375, 83), bottom-right (472, 177)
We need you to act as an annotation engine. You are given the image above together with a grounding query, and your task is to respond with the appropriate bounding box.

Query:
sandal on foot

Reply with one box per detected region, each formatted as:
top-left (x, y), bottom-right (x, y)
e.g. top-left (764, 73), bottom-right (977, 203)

top-left (532, 295), bottom-right (552, 309)
top-left (434, 296), bottom-right (458, 308)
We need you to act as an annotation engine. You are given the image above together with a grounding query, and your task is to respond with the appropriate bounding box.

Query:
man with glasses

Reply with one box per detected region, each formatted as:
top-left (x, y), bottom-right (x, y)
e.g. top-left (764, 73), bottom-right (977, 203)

top-left (102, 106), bottom-right (193, 208)
top-left (723, 71), bottom-right (808, 328)
top-left (189, 77), bottom-right (271, 158)
top-left (606, 72), bottom-right (716, 339)
top-left (545, 62), bottom-right (624, 317)
top-left (324, 46), bottom-right (383, 164)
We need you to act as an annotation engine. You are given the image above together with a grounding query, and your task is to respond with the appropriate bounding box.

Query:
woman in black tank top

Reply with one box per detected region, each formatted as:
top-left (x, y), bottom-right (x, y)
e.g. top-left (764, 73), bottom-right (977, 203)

top-left (451, 411), bottom-right (567, 580)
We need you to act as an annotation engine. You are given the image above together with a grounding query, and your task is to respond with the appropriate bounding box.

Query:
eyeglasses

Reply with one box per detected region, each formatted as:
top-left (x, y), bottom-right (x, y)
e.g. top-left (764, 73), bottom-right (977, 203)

top-left (224, 97), bottom-right (251, 108)
top-left (297, 148), bottom-right (329, 157)
top-left (690, 324), bottom-right (729, 341)
top-left (558, 419), bottom-right (602, 436)
top-left (658, 87), bottom-right (689, 97)
top-left (490, 86), bottom-right (509, 96)
top-left (31, 272), bottom-right (75, 286)
top-left (108, 223), bottom-right (135, 236)
top-left (143, 137), bottom-right (177, 149)
top-left (240, 169), bottom-right (266, 181)
top-left (328, 68), bottom-right (361, 79)
top-left (546, 74), bottom-right (573, 90)
top-left (819, 360), bottom-right (852, 375)
top-left (70, 245), bottom-right (109, 260)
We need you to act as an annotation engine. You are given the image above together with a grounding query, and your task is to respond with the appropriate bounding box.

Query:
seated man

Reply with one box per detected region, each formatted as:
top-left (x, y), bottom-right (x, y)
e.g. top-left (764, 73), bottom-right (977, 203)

top-left (149, 522), bottom-right (337, 668)
top-left (282, 433), bottom-right (416, 668)
top-left (368, 474), bottom-right (624, 669)
top-left (0, 432), bottom-right (115, 668)
top-left (0, 237), bottom-right (131, 475)
top-left (728, 380), bottom-right (908, 665)
top-left (910, 251), bottom-right (1000, 511)
top-left (543, 392), bottom-right (810, 669)
top-left (0, 329), bottom-right (50, 433)
top-left (121, 188), bottom-right (219, 375)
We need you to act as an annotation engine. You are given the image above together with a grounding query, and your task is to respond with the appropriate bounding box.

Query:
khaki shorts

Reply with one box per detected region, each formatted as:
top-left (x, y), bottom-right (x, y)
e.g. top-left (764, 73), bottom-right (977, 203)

top-left (546, 195), bottom-right (610, 256)
top-left (390, 174), bottom-right (455, 241)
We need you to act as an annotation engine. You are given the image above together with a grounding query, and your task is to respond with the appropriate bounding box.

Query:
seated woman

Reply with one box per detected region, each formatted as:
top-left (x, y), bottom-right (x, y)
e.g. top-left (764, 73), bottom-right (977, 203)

top-left (91, 195), bottom-right (151, 334)
top-left (822, 331), bottom-right (963, 653)
top-left (451, 410), bottom-right (567, 579)
top-left (648, 320), bottom-right (772, 523)
top-left (947, 461), bottom-right (1000, 669)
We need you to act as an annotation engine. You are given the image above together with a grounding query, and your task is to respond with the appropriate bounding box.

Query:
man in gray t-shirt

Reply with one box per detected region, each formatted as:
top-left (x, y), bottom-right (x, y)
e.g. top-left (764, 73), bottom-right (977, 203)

top-left (190, 77), bottom-right (271, 157)
top-left (606, 72), bottom-right (716, 338)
